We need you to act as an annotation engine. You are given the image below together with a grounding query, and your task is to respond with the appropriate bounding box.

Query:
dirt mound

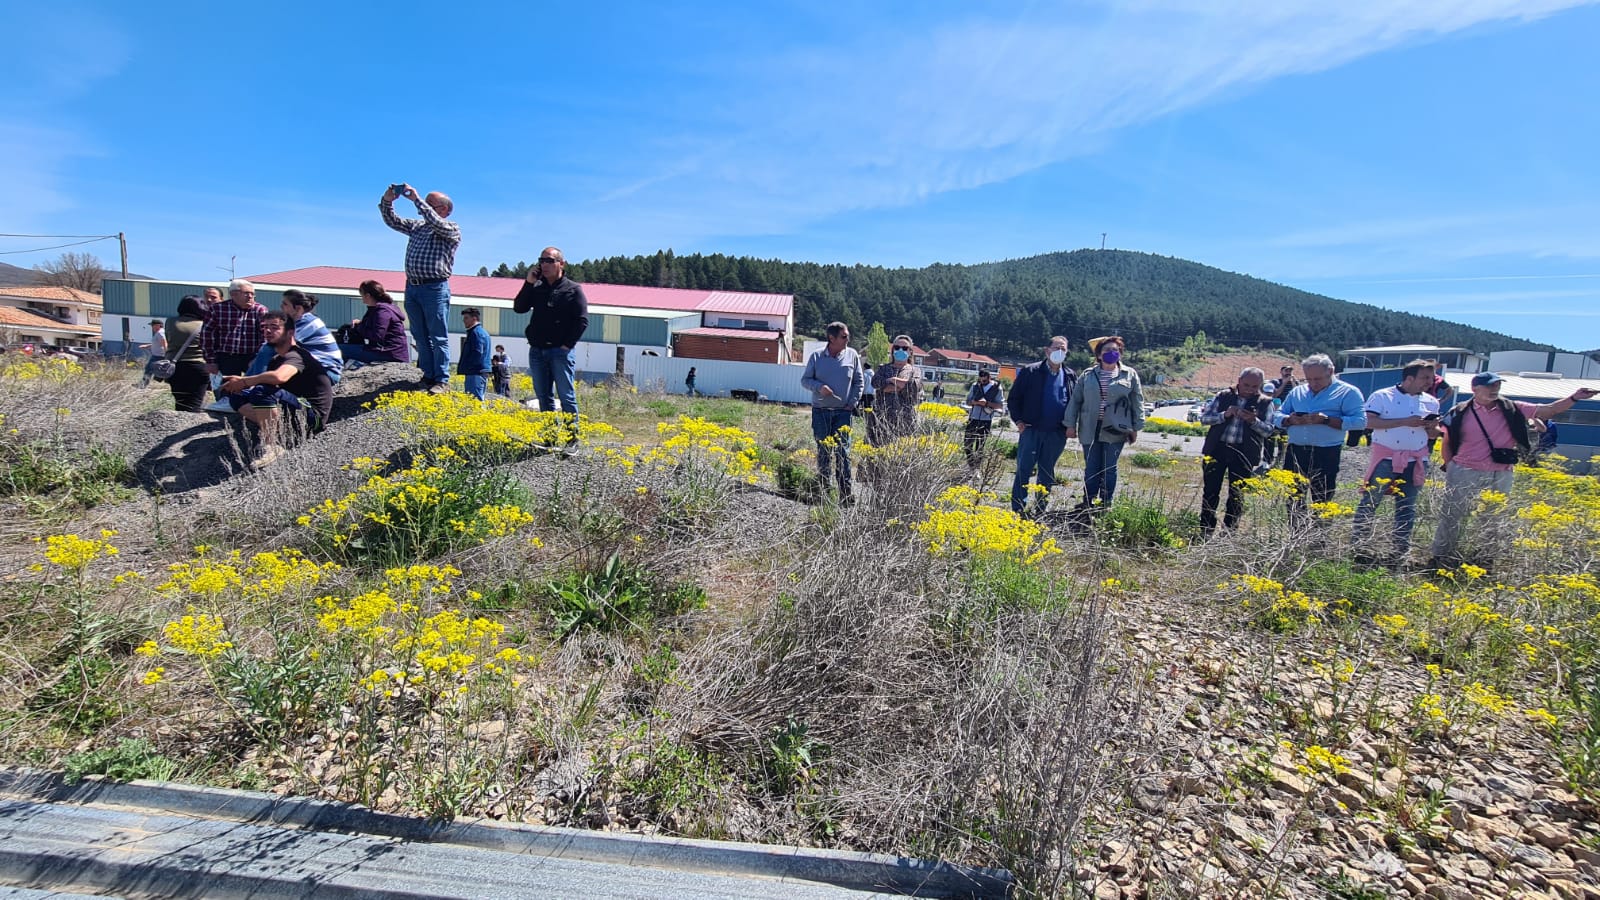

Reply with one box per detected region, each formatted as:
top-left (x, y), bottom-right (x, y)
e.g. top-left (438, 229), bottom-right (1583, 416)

top-left (128, 363), bottom-right (424, 495)
top-left (1169, 352), bottom-right (1299, 390)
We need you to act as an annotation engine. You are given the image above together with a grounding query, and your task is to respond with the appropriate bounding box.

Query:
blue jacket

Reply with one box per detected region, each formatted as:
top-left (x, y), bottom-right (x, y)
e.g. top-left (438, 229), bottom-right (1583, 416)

top-left (457, 323), bottom-right (491, 375)
top-left (1007, 360), bottom-right (1076, 430)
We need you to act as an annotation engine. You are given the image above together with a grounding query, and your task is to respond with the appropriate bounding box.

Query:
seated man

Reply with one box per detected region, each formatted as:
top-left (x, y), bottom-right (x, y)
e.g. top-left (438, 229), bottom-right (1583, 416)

top-left (219, 311), bottom-right (334, 466)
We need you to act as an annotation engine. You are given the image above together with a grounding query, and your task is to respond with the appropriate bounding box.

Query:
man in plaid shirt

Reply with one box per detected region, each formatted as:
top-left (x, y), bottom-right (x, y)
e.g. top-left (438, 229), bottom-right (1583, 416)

top-left (1197, 367), bottom-right (1275, 535)
top-left (203, 279), bottom-right (268, 377)
top-left (381, 183), bottom-right (461, 393)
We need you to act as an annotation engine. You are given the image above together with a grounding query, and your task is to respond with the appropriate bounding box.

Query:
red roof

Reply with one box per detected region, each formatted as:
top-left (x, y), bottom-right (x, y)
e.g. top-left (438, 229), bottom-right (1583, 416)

top-left (0, 285), bottom-right (103, 307)
top-left (928, 348), bottom-right (999, 365)
top-left (674, 327), bottom-right (782, 340)
top-left (247, 266), bottom-right (792, 318)
top-left (0, 307), bottom-right (99, 335)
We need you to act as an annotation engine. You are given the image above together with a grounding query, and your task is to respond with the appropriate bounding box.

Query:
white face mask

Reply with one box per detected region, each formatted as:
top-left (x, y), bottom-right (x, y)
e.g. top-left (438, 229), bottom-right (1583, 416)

top-left (1048, 349), bottom-right (1066, 365)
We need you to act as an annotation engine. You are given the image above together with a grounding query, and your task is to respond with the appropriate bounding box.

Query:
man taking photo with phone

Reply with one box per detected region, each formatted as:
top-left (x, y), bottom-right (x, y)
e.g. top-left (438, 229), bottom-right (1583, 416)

top-left (381, 182), bottom-right (460, 394)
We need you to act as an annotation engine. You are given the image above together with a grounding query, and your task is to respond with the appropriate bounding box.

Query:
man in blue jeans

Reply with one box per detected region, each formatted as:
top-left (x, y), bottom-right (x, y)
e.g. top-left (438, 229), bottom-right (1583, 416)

top-left (800, 322), bottom-right (864, 504)
top-left (457, 308), bottom-right (492, 401)
top-left (381, 183), bottom-right (460, 394)
top-left (1007, 336), bottom-right (1076, 515)
top-left (512, 246), bottom-right (589, 415)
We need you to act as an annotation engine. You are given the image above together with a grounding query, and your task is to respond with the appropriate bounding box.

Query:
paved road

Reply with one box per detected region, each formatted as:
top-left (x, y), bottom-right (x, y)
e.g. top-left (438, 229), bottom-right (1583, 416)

top-left (0, 799), bottom-right (898, 899)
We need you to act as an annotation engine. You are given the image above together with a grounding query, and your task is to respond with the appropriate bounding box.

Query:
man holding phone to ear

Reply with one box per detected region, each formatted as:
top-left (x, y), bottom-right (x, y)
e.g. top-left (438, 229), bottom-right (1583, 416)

top-left (1352, 359), bottom-right (1441, 563)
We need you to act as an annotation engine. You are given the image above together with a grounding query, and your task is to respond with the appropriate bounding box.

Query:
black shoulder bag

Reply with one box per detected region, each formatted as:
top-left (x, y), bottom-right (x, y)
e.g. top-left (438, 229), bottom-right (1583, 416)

top-left (1468, 404), bottom-right (1520, 466)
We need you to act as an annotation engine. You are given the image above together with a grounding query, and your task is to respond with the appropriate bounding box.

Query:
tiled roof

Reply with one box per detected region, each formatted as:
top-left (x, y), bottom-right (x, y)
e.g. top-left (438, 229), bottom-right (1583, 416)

top-left (0, 285), bottom-right (102, 307)
top-left (0, 306), bottom-right (100, 336)
top-left (928, 348), bottom-right (999, 364)
top-left (674, 327), bottom-right (783, 340)
top-left (247, 267), bottom-right (793, 318)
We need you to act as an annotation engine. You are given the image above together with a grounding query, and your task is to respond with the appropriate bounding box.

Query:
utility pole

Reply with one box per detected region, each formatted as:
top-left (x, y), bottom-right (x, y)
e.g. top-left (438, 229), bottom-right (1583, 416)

top-left (216, 255), bottom-right (235, 280)
top-left (118, 232), bottom-right (128, 278)
top-left (1101, 233), bottom-right (1107, 251)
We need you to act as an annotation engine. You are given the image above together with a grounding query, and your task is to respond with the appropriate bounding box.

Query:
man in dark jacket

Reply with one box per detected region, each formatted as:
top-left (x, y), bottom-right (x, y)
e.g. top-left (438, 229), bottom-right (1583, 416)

top-left (457, 308), bottom-right (491, 401)
top-left (512, 246), bottom-right (589, 415)
top-left (1007, 335), bottom-right (1076, 515)
top-left (1198, 367), bottom-right (1275, 535)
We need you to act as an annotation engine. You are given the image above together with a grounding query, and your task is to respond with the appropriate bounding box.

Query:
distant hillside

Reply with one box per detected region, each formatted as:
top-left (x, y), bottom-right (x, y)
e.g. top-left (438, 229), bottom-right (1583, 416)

top-left (0, 263), bottom-right (39, 287)
top-left (506, 249), bottom-right (1552, 358)
top-left (0, 262), bottom-right (153, 290)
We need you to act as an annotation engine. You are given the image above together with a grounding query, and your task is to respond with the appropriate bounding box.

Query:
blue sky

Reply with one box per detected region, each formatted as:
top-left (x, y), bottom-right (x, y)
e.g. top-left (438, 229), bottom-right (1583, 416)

top-left (5, 1), bottom-right (1600, 350)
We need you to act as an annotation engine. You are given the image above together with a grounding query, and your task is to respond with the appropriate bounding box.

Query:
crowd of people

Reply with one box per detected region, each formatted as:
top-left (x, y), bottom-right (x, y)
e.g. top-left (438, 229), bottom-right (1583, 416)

top-left (139, 184), bottom-right (593, 464)
top-left (132, 181), bottom-right (1595, 563)
top-left (800, 333), bottom-right (1597, 569)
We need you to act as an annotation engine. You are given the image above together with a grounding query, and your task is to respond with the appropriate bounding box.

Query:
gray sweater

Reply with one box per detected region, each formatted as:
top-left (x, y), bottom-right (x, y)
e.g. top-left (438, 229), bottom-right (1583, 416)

top-left (800, 347), bottom-right (864, 409)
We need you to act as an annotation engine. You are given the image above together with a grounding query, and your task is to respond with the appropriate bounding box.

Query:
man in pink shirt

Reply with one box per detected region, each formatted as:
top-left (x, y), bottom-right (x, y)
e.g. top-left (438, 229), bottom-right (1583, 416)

top-left (1430, 372), bottom-right (1598, 566)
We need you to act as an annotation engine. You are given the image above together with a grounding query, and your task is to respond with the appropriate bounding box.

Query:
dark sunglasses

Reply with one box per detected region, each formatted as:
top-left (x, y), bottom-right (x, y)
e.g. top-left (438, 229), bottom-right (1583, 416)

top-left (538, 257), bottom-right (561, 265)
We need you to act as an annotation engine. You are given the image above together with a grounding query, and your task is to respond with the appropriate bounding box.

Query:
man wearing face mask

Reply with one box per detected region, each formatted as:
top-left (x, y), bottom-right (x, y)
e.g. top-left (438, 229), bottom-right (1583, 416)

top-left (1007, 336), bottom-right (1076, 515)
top-left (870, 335), bottom-right (923, 443)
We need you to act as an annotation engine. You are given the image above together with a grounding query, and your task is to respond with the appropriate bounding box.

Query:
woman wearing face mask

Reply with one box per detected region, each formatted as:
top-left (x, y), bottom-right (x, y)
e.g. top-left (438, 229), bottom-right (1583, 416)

top-left (1064, 335), bottom-right (1145, 509)
top-left (870, 334), bottom-right (923, 443)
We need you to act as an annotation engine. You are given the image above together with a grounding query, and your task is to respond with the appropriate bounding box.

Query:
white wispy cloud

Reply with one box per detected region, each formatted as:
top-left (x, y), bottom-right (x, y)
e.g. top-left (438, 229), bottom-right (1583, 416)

top-left (588, 0), bottom-right (1596, 233)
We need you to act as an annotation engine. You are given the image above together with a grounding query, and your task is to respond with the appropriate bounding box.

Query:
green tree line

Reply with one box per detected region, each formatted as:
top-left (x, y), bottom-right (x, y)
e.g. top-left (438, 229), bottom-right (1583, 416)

top-left (478, 248), bottom-right (1554, 357)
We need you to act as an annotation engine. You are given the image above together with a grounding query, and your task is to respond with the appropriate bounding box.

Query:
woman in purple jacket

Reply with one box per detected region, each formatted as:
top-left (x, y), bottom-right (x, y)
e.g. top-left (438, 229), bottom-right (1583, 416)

top-left (339, 279), bottom-right (410, 364)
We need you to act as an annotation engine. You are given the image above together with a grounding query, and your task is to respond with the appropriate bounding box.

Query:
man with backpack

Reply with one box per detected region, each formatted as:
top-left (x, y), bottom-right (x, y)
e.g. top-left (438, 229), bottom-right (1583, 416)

top-left (1429, 372), bottom-right (1598, 566)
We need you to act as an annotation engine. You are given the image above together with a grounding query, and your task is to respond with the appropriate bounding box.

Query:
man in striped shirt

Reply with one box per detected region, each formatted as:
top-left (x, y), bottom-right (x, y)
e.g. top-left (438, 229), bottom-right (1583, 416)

top-left (381, 183), bottom-right (461, 394)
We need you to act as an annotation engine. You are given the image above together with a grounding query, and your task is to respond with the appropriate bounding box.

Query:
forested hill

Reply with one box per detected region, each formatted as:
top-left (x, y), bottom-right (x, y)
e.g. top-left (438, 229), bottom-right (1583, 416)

top-left (479, 249), bottom-right (1553, 358)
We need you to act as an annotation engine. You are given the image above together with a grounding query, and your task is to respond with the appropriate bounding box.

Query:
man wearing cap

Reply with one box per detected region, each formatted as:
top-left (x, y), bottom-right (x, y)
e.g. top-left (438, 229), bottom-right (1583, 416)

top-left (1429, 373), bottom-right (1598, 565)
top-left (1351, 360), bottom-right (1440, 564)
top-left (141, 318), bottom-right (168, 381)
top-left (963, 368), bottom-right (1005, 465)
top-left (1007, 335), bottom-right (1076, 515)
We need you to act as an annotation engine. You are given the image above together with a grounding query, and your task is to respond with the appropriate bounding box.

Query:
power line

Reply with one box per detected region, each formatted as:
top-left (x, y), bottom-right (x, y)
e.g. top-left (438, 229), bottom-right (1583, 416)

top-left (0, 233), bottom-right (118, 239)
top-left (0, 236), bottom-right (118, 255)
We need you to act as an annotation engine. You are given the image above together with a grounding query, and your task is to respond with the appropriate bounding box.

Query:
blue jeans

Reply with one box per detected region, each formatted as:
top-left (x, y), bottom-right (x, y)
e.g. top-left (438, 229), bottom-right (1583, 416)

top-left (1011, 426), bottom-right (1067, 513)
top-left (528, 346), bottom-right (578, 414)
top-left (463, 374), bottom-right (487, 401)
top-left (1353, 457), bottom-right (1423, 554)
top-left (403, 281), bottom-right (451, 384)
top-left (811, 408), bottom-right (854, 497)
top-left (339, 343), bottom-right (401, 365)
top-left (1083, 440), bottom-right (1126, 506)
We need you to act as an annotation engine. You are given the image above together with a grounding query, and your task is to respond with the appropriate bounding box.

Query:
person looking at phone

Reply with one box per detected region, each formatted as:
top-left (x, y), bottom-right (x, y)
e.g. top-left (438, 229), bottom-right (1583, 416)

top-left (1351, 359), bottom-right (1441, 563)
top-left (1429, 373), bottom-right (1599, 566)
top-left (1273, 354), bottom-right (1365, 527)
top-left (380, 182), bottom-right (460, 394)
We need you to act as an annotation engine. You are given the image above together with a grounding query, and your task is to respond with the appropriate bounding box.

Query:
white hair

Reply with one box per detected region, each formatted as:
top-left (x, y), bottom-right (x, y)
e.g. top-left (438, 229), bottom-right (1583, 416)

top-left (228, 279), bottom-right (255, 292)
top-left (1301, 353), bottom-right (1335, 371)
top-left (1240, 367), bottom-right (1265, 381)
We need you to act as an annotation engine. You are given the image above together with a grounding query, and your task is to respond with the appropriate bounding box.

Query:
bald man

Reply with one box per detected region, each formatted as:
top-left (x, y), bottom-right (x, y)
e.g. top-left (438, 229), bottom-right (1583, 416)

top-left (381, 182), bottom-right (461, 394)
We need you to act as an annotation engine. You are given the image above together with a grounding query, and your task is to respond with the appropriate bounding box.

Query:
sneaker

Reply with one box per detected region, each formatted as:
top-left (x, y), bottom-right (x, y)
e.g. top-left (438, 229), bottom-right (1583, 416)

top-left (427, 382), bottom-right (451, 395)
top-left (256, 444), bottom-right (288, 467)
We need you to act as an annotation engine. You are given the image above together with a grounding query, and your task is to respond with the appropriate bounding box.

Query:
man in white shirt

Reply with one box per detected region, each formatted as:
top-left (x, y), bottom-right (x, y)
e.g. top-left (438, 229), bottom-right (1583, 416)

top-left (1352, 359), bottom-right (1440, 563)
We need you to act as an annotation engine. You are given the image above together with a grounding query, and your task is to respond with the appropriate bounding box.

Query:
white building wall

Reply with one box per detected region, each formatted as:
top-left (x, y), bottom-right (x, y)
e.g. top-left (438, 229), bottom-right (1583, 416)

top-left (1488, 350), bottom-right (1600, 379)
top-left (627, 356), bottom-right (809, 403)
